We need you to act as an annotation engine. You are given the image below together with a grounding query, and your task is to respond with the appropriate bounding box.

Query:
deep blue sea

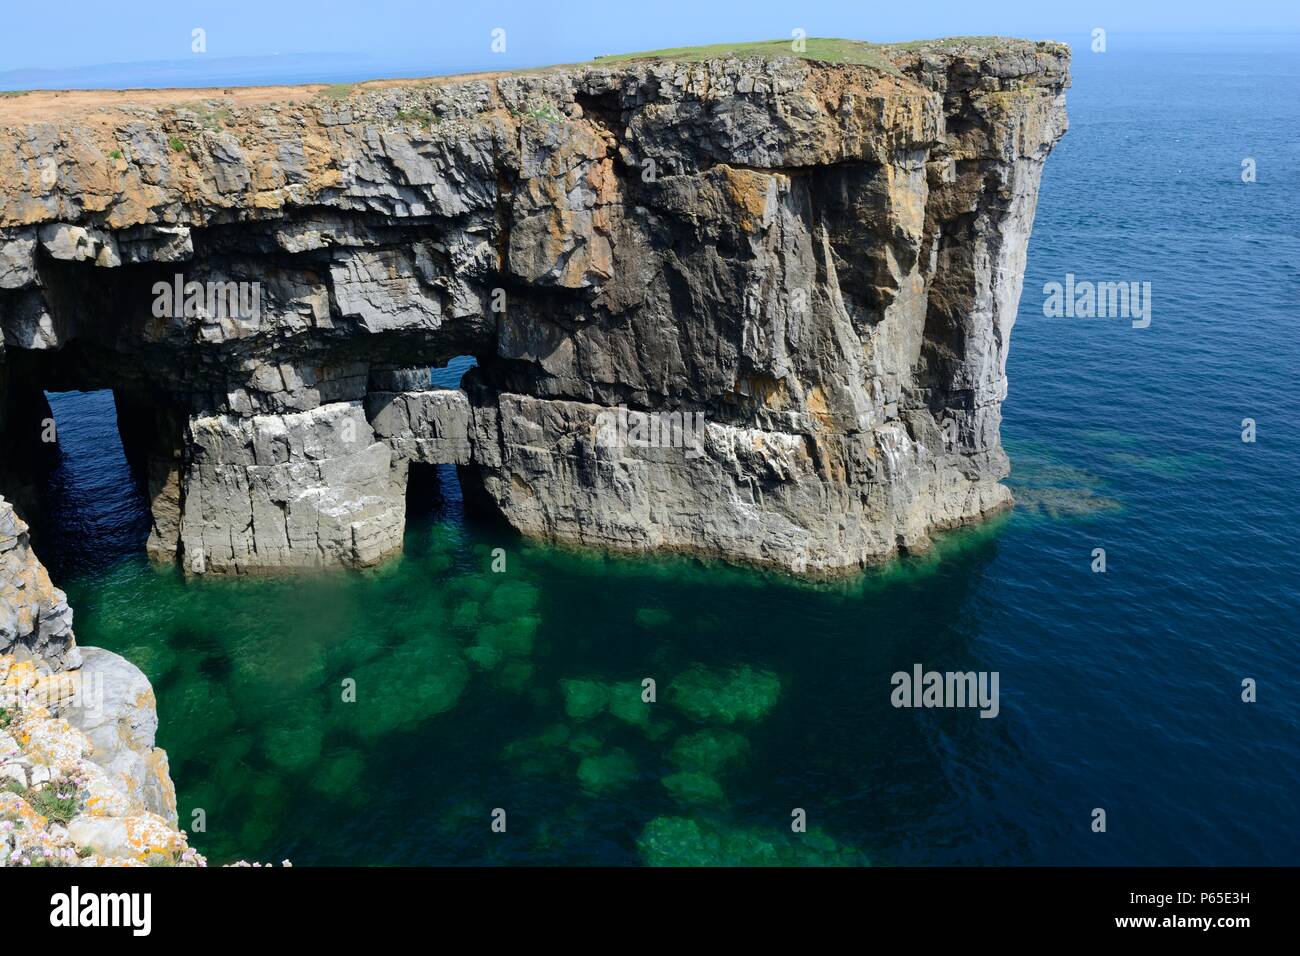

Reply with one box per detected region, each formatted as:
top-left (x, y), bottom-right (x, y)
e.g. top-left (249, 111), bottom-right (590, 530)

top-left (29, 38), bottom-right (1300, 866)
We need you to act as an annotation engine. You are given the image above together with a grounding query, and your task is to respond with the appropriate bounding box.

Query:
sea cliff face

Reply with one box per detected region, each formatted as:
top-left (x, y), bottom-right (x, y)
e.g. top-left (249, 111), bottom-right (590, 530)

top-left (0, 39), bottom-right (1069, 576)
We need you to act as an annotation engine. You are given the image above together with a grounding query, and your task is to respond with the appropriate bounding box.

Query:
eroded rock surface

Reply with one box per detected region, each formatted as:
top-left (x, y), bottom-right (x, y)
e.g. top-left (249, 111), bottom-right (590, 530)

top-left (0, 496), bottom-right (77, 668)
top-left (0, 39), bottom-right (1069, 575)
top-left (0, 648), bottom-right (204, 867)
top-left (0, 497), bottom-right (203, 866)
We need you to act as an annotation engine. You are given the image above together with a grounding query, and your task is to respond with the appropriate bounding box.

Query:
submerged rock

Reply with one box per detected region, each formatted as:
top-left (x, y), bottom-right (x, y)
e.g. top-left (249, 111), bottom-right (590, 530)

top-left (634, 607), bottom-right (673, 629)
top-left (576, 748), bottom-right (638, 793)
top-left (668, 728), bottom-right (751, 774)
top-left (560, 678), bottom-right (611, 721)
top-left (492, 659), bottom-right (535, 693)
top-left (606, 680), bottom-right (652, 727)
top-left (474, 615), bottom-right (540, 658)
top-left (638, 816), bottom-right (868, 867)
top-left (483, 581), bottom-right (542, 622)
top-left (350, 638), bottom-right (470, 739)
top-left (662, 771), bottom-right (726, 806)
top-left (668, 663), bottom-right (782, 723)
top-left (308, 749), bottom-right (366, 798)
top-left (260, 708), bottom-right (326, 773)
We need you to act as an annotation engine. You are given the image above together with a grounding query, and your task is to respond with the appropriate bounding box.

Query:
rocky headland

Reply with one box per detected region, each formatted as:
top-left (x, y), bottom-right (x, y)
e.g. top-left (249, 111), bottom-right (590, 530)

top-left (0, 36), bottom-right (1069, 869)
top-left (0, 37), bottom-right (1069, 578)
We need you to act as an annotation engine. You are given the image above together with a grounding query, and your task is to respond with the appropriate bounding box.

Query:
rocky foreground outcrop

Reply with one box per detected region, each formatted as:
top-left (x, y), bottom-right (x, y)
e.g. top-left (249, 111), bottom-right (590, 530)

top-left (0, 39), bottom-right (1069, 575)
top-left (1, 497), bottom-right (203, 866)
top-left (0, 498), bottom-right (76, 668)
top-left (0, 649), bottom-right (200, 867)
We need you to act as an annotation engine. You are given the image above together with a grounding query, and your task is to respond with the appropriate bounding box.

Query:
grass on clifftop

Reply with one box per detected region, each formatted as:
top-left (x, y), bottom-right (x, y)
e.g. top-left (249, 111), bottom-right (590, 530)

top-left (592, 38), bottom-right (902, 74)
top-left (587, 36), bottom-right (1038, 75)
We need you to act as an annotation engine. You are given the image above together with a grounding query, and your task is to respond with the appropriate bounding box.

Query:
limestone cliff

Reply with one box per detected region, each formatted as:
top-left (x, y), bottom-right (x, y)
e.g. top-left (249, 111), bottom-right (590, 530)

top-left (0, 496), bottom-right (203, 866)
top-left (0, 38), bottom-right (1069, 576)
top-left (1, 498), bottom-right (76, 668)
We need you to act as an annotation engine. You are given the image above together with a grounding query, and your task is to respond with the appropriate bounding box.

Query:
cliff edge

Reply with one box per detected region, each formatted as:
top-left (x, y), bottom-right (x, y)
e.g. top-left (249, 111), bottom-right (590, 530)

top-left (0, 37), bottom-right (1070, 576)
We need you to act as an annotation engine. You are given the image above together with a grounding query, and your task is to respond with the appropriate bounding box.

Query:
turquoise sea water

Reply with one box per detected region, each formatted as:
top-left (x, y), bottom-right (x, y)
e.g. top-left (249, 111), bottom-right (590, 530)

top-left (32, 42), bottom-right (1300, 865)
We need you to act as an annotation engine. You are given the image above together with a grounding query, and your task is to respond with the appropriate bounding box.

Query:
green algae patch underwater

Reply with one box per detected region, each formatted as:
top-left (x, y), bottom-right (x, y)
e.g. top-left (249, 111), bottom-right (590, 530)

top-left (637, 817), bottom-right (869, 866)
top-left (661, 771), bottom-right (726, 806)
top-left (309, 748), bottom-right (368, 801)
top-left (560, 678), bottom-right (610, 721)
top-left (577, 749), bottom-right (640, 793)
top-left (606, 680), bottom-right (653, 727)
top-left (349, 635), bottom-right (470, 739)
top-left (668, 663), bottom-right (782, 723)
top-left (668, 728), bottom-right (751, 774)
top-left (634, 607), bottom-right (673, 629)
top-left (1003, 437), bottom-right (1122, 519)
top-left (60, 501), bottom-right (881, 865)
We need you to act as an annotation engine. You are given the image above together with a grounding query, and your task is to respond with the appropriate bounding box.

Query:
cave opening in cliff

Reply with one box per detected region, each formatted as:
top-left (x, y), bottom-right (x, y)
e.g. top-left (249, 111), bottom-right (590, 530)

top-left (403, 354), bottom-right (479, 526)
top-left (25, 389), bottom-right (154, 580)
top-left (405, 463), bottom-right (450, 521)
top-left (431, 354), bottom-right (477, 389)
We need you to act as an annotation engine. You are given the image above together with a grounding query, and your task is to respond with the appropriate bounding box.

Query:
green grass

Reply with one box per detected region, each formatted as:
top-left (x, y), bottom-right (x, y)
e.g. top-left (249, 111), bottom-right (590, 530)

top-left (168, 136), bottom-right (186, 152)
top-left (591, 37), bottom-right (903, 74)
top-left (187, 103), bottom-right (233, 129)
top-left (27, 784), bottom-right (80, 825)
top-left (165, 101), bottom-right (233, 130)
top-left (888, 35), bottom-right (1044, 50)
top-left (318, 83), bottom-right (355, 102)
top-left (390, 107), bottom-right (439, 130)
top-left (583, 36), bottom-right (1057, 76)
top-left (523, 100), bottom-right (565, 123)
top-left (301, 38), bottom-right (909, 95)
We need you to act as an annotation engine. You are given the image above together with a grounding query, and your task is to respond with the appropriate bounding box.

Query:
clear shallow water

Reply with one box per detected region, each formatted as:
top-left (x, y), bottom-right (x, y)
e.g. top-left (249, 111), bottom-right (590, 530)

top-left (33, 44), bottom-right (1300, 866)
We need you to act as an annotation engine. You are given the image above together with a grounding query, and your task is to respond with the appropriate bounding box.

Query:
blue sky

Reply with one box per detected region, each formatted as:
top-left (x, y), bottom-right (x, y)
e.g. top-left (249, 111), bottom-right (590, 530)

top-left (3, 0), bottom-right (1298, 76)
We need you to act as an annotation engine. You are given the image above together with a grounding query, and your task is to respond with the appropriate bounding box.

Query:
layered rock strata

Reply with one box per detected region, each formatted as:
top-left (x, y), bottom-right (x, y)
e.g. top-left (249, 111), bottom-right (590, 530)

top-left (0, 39), bottom-right (1069, 575)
